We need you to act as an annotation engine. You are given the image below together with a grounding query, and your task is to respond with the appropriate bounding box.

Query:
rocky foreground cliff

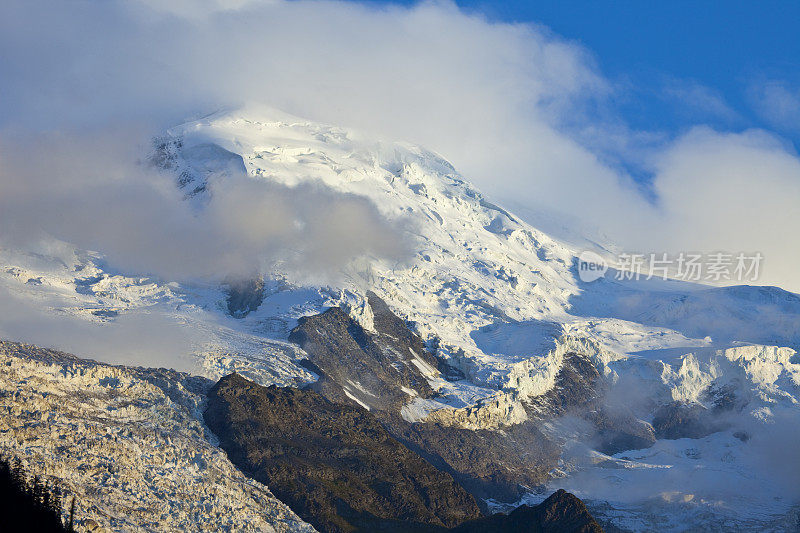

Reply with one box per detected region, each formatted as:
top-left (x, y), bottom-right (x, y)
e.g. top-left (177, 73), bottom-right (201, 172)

top-left (205, 372), bottom-right (604, 533)
top-left (204, 373), bottom-right (481, 533)
top-left (0, 340), bottom-right (605, 532)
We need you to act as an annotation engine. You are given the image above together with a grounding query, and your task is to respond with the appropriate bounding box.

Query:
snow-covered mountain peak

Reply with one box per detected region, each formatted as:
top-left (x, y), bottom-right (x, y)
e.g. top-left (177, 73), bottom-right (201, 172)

top-left (162, 108), bottom-right (800, 371)
top-left (164, 108), bottom-right (583, 345)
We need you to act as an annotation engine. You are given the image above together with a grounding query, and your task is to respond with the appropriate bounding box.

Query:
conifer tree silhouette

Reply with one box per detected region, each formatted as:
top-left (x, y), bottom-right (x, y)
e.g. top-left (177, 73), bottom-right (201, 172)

top-left (0, 455), bottom-right (75, 532)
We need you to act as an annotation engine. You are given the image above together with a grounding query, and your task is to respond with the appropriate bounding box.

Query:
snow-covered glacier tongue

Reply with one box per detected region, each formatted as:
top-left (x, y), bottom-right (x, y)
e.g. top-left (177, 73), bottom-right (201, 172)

top-left (2, 106), bottom-right (800, 531)
top-left (0, 341), bottom-right (316, 532)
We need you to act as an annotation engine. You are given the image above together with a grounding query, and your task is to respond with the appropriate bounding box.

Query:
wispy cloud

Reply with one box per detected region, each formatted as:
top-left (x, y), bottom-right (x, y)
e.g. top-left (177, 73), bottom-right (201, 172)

top-left (0, 129), bottom-right (407, 284)
top-left (749, 80), bottom-right (800, 132)
top-left (663, 80), bottom-right (739, 123)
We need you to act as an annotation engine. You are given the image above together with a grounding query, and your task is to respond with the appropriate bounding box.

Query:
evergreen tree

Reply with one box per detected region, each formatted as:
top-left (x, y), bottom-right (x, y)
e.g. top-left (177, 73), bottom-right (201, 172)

top-left (0, 455), bottom-right (75, 532)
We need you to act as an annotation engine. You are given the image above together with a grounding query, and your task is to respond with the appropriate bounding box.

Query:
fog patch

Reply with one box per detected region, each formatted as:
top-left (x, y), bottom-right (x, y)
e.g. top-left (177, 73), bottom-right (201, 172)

top-left (0, 129), bottom-right (408, 285)
top-left (0, 286), bottom-right (201, 373)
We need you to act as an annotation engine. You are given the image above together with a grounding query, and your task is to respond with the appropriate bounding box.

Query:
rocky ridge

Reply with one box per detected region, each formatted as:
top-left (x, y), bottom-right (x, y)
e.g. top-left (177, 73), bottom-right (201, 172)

top-left (205, 373), bottom-right (482, 533)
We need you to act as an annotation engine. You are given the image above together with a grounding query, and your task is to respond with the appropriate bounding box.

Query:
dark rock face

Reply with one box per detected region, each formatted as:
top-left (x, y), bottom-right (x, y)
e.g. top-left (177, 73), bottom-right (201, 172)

top-left (452, 489), bottom-right (604, 533)
top-left (362, 293), bottom-right (465, 380)
top-left (652, 401), bottom-right (727, 440)
top-left (225, 277), bottom-right (265, 318)
top-left (588, 411), bottom-right (655, 455)
top-left (526, 352), bottom-right (655, 455)
top-left (288, 295), bottom-right (561, 501)
top-left (382, 415), bottom-right (559, 503)
top-left (204, 373), bottom-right (481, 533)
top-left (705, 382), bottom-right (742, 413)
top-left (288, 293), bottom-right (440, 411)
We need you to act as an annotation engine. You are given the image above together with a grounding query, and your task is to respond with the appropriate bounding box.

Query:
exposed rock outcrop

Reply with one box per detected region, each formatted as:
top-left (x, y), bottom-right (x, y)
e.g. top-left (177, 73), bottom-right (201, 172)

top-left (652, 401), bottom-right (728, 440)
top-left (226, 276), bottom-right (266, 318)
top-left (204, 373), bottom-right (482, 533)
top-left (288, 297), bottom-right (563, 501)
top-left (452, 489), bottom-right (603, 533)
top-left (288, 293), bottom-right (440, 412)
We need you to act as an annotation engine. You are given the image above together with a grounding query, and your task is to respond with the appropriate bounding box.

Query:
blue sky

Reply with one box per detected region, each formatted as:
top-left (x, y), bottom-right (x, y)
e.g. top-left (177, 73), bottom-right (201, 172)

top-left (356, 0), bottom-right (800, 150)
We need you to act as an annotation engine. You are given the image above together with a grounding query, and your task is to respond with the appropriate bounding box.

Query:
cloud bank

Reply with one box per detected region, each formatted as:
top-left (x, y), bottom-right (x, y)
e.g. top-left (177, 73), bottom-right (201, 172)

top-left (0, 287), bottom-right (202, 373)
top-left (0, 130), bottom-right (406, 283)
top-left (0, 0), bottom-right (798, 290)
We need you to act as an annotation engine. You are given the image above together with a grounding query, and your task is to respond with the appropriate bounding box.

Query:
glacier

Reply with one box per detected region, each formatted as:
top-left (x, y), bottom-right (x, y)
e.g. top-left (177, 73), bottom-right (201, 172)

top-left (0, 341), bottom-right (314, 532)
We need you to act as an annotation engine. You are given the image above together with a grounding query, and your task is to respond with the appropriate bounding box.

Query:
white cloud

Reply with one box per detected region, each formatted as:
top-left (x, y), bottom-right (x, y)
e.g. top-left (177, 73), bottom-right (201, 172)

top-left (0, 130), bottom-right (407, 284)
top-left (134, 0), bottom-right (277, 18)
top-left (749, 80), bottom-right (800, 131)
top-left (642, 127), bottom-right (800, 290)
top-left (1, 0), bottom-right (799, 291)
top-left (663, 80), bottom-right (739, 122)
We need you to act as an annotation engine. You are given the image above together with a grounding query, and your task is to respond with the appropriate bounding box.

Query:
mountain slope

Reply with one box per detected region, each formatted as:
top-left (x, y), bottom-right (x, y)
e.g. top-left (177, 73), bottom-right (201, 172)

top-left (1, 107), bottom-right (800, 530)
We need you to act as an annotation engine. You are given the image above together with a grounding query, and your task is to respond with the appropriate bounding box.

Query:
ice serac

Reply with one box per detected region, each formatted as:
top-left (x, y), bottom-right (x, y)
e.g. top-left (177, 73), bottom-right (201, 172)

top-left (0, 341), bottom-right (315, 533)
